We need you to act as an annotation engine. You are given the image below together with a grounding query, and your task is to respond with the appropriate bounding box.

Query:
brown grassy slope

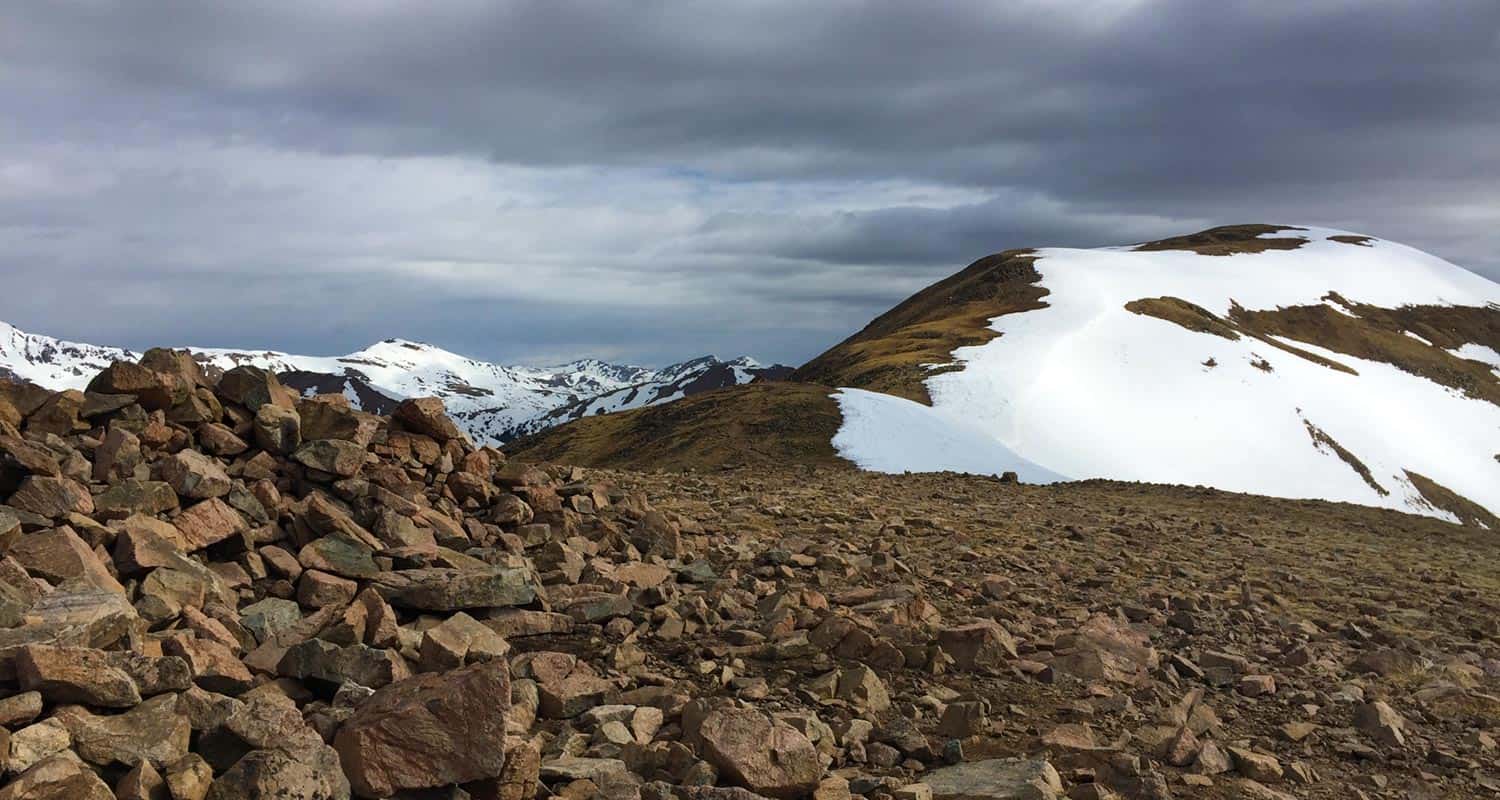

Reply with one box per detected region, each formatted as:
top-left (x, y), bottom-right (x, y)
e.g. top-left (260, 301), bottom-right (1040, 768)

top-left (1123, 297), bottom-right (1241, 340)
top-left (791, 250), bottom-right (1047, 403)
top-left (1405, 470), bottom-right (1500, 529)
top-left (1229, 300), bottom-right (1500, 406)
top-left (504, 382), bottom-right (847, 470)
top-left (1131, 223), bottom-right (1309, 255)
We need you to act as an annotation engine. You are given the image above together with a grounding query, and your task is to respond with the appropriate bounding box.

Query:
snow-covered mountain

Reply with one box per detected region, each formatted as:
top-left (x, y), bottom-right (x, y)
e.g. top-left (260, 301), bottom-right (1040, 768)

top-left (820, 225), bottom-right (1500, 524)
top-left (0, 321), bottom-right (787, 444)
top-left (471, 356), bottom-right (790, 443)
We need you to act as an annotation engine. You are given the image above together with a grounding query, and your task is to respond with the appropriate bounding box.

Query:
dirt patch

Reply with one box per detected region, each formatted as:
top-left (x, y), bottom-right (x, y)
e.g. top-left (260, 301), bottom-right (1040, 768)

top-left (1302, 417), bottom-right (1388, 496)
top-left (1132, 224), bottom-right (1308, 256)
top-left (792, 250), bottom-right (1047, 404)
top-left (1404, 470), bottom-right (1500, 529)
top-left (505, 382), bottom-right (848, 470)
top-left (1328, 234), bottom-right (1375, 247)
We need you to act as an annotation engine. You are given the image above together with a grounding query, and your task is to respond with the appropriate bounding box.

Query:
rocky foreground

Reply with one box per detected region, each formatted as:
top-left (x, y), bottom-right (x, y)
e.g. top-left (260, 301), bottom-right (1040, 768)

top-left (0, 349), bottom-right (1496, 799)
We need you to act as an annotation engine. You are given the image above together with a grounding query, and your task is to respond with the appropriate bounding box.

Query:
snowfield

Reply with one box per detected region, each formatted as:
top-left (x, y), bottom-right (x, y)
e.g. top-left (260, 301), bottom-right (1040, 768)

top-left (831, 227), bottom-right (1500, 522)
top-left (831, 388), bottom-right (1066, 483)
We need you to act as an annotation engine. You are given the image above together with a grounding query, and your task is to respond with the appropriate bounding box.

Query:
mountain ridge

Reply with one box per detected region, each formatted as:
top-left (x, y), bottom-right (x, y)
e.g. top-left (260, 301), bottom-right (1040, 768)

top-left (514, 224), bottom-right (1500, 526)
top-left (0, 320), bottom-right (788, 445)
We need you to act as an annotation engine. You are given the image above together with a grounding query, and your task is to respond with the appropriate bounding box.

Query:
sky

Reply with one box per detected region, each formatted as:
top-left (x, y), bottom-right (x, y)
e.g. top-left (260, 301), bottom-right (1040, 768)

top-left (2, 1), bottom-right (1498, 368)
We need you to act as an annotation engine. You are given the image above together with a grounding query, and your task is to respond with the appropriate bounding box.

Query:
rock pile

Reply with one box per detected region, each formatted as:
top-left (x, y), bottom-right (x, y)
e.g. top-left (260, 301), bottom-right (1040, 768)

top-left (1, 348), bottom-right (1498, 799)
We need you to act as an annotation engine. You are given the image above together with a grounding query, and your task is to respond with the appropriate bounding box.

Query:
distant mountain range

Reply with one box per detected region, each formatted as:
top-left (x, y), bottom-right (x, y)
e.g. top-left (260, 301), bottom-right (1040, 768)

top-left (0, 321), bottom-right (789, 444)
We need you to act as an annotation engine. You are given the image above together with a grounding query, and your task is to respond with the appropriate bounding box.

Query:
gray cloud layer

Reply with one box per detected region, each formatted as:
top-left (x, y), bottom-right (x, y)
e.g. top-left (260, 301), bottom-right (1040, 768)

top-left (3, 1), bottom-right (1497, 366)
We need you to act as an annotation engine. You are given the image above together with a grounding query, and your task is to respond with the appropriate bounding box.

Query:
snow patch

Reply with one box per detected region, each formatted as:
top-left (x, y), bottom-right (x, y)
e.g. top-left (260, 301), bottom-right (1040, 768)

top-left (1451, 343), bottom-right (1500, 371)
top-left (830, 388), bottom-right (1066, 483)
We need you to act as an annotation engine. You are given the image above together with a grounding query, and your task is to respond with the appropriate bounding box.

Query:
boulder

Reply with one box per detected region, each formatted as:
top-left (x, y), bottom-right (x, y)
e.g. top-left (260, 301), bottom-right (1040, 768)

top-left (333, 660), bottom-right (511, 798)
top-left (24, 390), bottom-right (88, 436)
top-left (174, 498), bottom-right (247, 551)
top-left (253, 404), bottom-right (301, 455)
top-left (0, 752), bottom-right (115, 800)
top-left (204, 746), bottom-right (350, 800)
top-left (164, 637), bottom-right (256, 694)
top-left (54, 693), bottom-right (191, 769)
top-left (298, 400), bottom-right (380, 447)
top-left (197, 423), bottom-right (249, 456)
top-left (156, 450), bottom-right (232, 500)
top-left (1051, 614), bottom-right (1158, 684)
top-left (8, 718), bottom-right (73, 773)
top-left (1354, 700), bottom-right (1407, 747)
top-left (88, 361), bottom-right (179, 410)
top-left (95, 479), bottom-right (180, 519)
top-left (216, 366), bottom-right (296, 412)
top-left (276, 639), bottom-right (411, 689)
top-left (92, 427), bottom-right (143, 483)
top-left (15, 644), bottom-right (143, 707)
top-left (10, 526), bottom-right (122, 591)
top-left (696, 707), bottom-right (822, 799)
top-left (937, 622), bottom-right (1017, 675)
top-left (923, 758), bottom-right (1062, 800)
top-left (292, 440), bottom-right (366, 478)
top-left (418, 611), bottom-right (511, 672)
top-left (164, 754), bottom-right (214, 800)
top-left (374, 566), bottom-right (540, 611)
top-left (8, 475), bottom-right (93, 519)
top-left (392, 397), bottom-right (466, 443)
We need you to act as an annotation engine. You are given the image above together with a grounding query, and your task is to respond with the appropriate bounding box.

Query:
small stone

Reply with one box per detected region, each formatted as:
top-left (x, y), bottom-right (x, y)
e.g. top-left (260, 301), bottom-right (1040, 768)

top-left (937, 621), bottom-right (1017, 674)
top-left (9, 718), bottom-right (72, 773)
top-left (1237, 674), bottom-right (1276, 697)
top-left (1228, 747), bottom-right (1283, 783)
top-left (164, 753), bottom-right (214, 800)
top-left (1354, 700), bottom-right (1407, 747)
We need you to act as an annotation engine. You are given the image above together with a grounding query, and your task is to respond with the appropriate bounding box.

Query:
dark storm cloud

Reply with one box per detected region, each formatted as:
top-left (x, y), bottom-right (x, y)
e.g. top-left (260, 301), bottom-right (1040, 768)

top-left (1, 0), bottom-right (1497, 366)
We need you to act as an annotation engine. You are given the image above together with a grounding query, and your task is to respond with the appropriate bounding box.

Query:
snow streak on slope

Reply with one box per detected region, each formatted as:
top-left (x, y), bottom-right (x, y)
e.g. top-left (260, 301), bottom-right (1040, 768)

top-left (831, 388), bottom-right (1065, 483)
top-left (919, 227), bottom-right (1500, 520)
